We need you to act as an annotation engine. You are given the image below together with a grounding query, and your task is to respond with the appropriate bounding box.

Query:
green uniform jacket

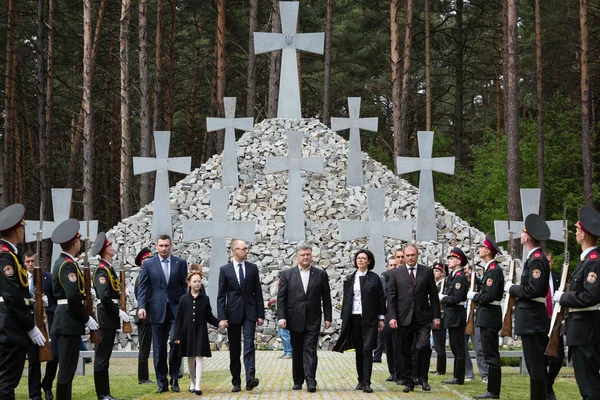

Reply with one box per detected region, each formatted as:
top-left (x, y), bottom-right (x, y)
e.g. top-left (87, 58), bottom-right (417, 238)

top-left (51, 253), bottom-right (87, 336)
top-left (94, 260), bottom-right (120, 330)
top-left (474, 260), bottom-right (504, 330)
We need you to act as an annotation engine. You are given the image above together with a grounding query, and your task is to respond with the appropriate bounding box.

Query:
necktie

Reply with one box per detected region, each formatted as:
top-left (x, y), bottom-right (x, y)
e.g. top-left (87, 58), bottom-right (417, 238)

top-left (238, 263), bottom-right (245, 289)
top-left (546, 287), bottom-right (553, 318)
top-left (162, 258), bottom-right (169, 283)
top-left (409, 268), bottom-right (415, 285)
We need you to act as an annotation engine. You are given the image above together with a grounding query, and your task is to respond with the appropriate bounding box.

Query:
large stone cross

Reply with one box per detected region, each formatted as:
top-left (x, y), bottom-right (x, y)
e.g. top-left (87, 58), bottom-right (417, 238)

top-left (182, 189), bottom-right (256, 310)
top-left (253, 1), bottom-right (324, 118)
top-left (331, 97), bottom-right (378, 187)
top-left (133, 131), bottom-right (192, 240)
top-left (25, 188), bottom-right (98, 265)
top-left (265, 130), bottom-right (325, 242)
top-left (340, 188), bottom-right (413, 275)
top-left (206, 97), bottom-right (254, 188)
top-left (396, 131), bottom-right (455, 241)
top-left (494, 188), bottom-right (564, 264)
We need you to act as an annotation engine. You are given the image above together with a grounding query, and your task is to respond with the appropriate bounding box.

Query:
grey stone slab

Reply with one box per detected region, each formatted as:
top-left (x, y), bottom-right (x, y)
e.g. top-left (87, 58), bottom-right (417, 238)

top-left (253, 2), bottom-right (324, 118)
top-left (25, 188), bottom-right (98, 265)
top-left (182, 189), bottom-right (256, 310)
top-left (331, 97), bottom-right (378, 187)
top-left (396, 131), bottom-right (455, 241)
top-left (133, 131), bottom-right (192, 240)
top-left (206, 97), bottom-right (254, 188)
top-left (339, 188), bottom-right (413, 275)
top-left (265, 130), bottom-right (325, 242)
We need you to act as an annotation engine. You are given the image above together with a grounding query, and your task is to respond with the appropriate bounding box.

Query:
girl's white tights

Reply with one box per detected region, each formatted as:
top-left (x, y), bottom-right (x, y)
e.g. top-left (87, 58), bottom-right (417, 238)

top-left (188, 357), bottom-right (204, 391)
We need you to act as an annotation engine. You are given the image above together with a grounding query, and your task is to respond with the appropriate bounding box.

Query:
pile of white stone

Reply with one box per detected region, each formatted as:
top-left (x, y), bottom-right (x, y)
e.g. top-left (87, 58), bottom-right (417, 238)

top-left (101, 118), bottom-right (511, 351)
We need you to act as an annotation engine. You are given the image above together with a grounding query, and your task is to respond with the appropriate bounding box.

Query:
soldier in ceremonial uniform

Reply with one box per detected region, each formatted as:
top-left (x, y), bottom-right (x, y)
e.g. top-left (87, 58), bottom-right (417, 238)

top-left (553, 205), bottom-right (600, 400)
top-left (92, 232), bottom-right (130, 400)
top-left (431, 262), bottom-right (447, 376)
top-left (439, 247), bottom-right (468, 385)
top-left (51, 219), bottom-right (99, 400)
top-left (504, 214), bottom-right (550, 400)
top-left (468, 234), bottom-right (504, 399)
top-left (0, 204), bottom-right (46, 399)
top-left (134, 247), bottom-right (153, 385)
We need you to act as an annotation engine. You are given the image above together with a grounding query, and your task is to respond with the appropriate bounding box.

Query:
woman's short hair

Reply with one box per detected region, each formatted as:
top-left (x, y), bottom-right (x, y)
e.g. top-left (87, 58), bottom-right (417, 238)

top-left (353, 249), bottom-right (376, 271)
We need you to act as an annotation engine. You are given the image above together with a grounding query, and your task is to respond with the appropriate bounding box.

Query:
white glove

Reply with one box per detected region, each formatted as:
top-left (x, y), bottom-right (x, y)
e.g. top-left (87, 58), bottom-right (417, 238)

top-left (438, 293), bottom-right (446, 301)
top-left (42, 294), bottom-right (48, 307)
top-left (467, 291), bottom-right (476, 300)
top-left (553, 291), bottom-right (564, 303)
top-left (90, 288), bottom-right (97, 299)
top-left (119, 309), bottom-right (130, 322)
top-left (504, 282), bottom-right (515, 293)
top-left (28, 326), bottom-right (46, 347)
top-left (86, 316), bottom-right (99, 331)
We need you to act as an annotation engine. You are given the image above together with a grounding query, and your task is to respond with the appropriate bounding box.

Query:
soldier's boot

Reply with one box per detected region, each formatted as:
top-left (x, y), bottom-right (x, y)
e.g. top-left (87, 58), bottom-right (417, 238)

top-left (530, 378), bottom-right (548, 400)
top-left (56, 383), bottom-right (71, 400)
top-left (436, 353), bottom-right (447, 374)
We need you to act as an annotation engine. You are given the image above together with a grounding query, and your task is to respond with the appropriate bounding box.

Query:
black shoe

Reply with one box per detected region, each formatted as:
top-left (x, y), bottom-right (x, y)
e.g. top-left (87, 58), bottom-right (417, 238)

top-left (231, 385), bottom-right (241, 392)
top-left (155, 387), bottom-right (168, 394)
top-left (386, 375), bottom-right (395, 382)
top-left (178, 372), bottom-right (183, 379)
top-left (431, 371), bottom-right (445, 375)
top-left (84, 358), bottom-right (93, 364)
top-left (246, 378), bottom-right (259, 391)
top-left (396, 379), bottom-right (410, 385)
top-left (443, 377), bottom-right (464, 385)
top-left (402, 384), bottom-right (414, 393)
top-left (98, 396), bottom-right (120, 400)
top-left (170, 379), bottom-right (180, 393)
top-left (373, 359), bottom-right (382, 363)
top-left (194, 389), bottom-right (202, 396)
top-left (292, 384), bottom-right (302, 390)
top-left (547, 386), bottom-right (557, 400)
top-left (421, 381), bottom-right (431, 391)
top-left (363, 385), bottom-right (373, 393)
top-left (138, 379), bottom-right (154, 385)
top-left (44, 389), bottom-right (54, 400)
top-left (473, 392), bottom-right (500, 399)
top-left (307, 384), bottom-right (317, 393)
top-left (355, 383), bottom-right (363, 390)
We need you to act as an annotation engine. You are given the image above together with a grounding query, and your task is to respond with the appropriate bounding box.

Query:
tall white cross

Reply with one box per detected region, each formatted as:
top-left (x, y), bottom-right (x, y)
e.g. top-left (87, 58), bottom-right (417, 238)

top-left (25, 188), bottom-right (98, 265)
top-left (253, 1), bottom-right (324, 118)
top-left (331, 97), bottom-right (378, 187)
top-left (339, 188), bottom-right (413, 275)
top-left (265, 130), bottom-right (326, 242)
top-left (206, 97), bottom-right (254, 188)
top-left (133, 131), bottom-right (192, 240)
top-left (182, 189), bottom-right (256, 310)
top-left (396, 131), bottom-right (455, 241)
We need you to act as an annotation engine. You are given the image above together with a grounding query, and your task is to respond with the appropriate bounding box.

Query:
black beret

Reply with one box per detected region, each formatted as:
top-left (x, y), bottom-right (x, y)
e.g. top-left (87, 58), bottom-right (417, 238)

top-left (482, 233), bottom-right (501, 256)
top-left (432, 261), bottom-right (444, 272)
top-left (135, 247), bottom-right (152, 266)
top-left (576, 205), bottom-right (600, 237)
top-left (447, 247), bottom-right (468, 267)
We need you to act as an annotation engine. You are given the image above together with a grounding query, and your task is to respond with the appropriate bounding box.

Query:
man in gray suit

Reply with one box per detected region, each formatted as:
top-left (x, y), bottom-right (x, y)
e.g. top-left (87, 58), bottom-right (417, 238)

top-left (277, 243), bottom-right (332, 393)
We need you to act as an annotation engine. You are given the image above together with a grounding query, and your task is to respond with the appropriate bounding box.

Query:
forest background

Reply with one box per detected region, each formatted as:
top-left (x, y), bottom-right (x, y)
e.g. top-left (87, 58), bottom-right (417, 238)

top-left (1, 0), bottom-right (598, 268)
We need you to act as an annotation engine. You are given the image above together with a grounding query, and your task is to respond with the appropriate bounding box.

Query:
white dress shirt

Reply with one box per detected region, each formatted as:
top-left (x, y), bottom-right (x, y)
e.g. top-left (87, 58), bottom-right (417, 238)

top-left (580, 246), bottom-right (598, 261)
top-left (299, 265), bottom-right (311, 293)
top-left (352, 270), bottom-right (368, 315)
top-left (233, 259), bottom-right (246, 286)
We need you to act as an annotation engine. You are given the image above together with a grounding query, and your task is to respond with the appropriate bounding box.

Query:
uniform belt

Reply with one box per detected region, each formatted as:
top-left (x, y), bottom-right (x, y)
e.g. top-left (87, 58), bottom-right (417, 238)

top-left (112, 299), bottom-right (120, 304)
top-left (489, 301), bottom-right (501, 306)
top-left (0, 296), bottom-right (34, 306)
top-left (57, 299), bottom-right (84, 305)
top-left (457, 301), bottom-right (465, 306)
top-left (569, 304), bottom-right (600, 312)
top-left (529, 297), bottom-right (545, 303)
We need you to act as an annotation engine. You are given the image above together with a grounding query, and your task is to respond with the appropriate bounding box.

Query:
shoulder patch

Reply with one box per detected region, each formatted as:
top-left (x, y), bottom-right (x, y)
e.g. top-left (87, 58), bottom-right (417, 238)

top-left (98, 276), bottom-right (107, 284)
top-left (534, 251), bottom-right (541, 258)
top-left (587, 272), bottom-right (597, 284)
top-left (590, 252), bottom-right (598, 260)
top-left (455, 282), bottom-right (461, 290)
top-left (3, 265), bottom-right (14, 276)
top-left (486, 278), bottom-right (493, 287)
top-left (532, 269), bottom-right (542, 279)
top-left (68, 273), bottom-right (77, 283)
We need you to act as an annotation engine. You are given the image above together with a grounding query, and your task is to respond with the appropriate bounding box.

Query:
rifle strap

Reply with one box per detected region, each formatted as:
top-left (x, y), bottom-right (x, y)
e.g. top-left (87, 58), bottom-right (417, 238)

top-left (58, 260), bottom-right (85, 294)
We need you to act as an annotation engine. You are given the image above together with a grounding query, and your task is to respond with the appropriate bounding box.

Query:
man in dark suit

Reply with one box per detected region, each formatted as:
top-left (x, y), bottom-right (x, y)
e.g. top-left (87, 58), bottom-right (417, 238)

top-left (134, 248), bottom-right (153, 385)
top-left (277, 243), bottom-right (332, 393)
top-left (387, 243), bottom-right (441, 393)
top-left (217, 239), bottom-right (265, 393)
top-left (137, 234), bottom-right (188, 394)
top-left (25, 250), bottom-right (58, 400)
top-left (377, 257), bottom-right (398, 381)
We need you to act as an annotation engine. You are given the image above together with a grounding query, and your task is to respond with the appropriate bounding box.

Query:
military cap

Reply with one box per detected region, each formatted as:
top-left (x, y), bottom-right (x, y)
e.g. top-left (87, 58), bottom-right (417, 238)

top-left (51, 218), bottom-right (81, 244)
top-left (135, 247), bottom-right (152, 266)
top-left (0, 204), bottom-right (25, 232)
top-left (447, 247), bottom-right (468, 266)
top-left (576, 205), bottom-right (600, 237)
top-left (91, 232), bottom-right (111, 256)
top-left (432, 261), bottom-right (445, 272)
top-left (523, 214), bottom-right (550, 241)
top-left (481, 233), bottom-right (500, 257)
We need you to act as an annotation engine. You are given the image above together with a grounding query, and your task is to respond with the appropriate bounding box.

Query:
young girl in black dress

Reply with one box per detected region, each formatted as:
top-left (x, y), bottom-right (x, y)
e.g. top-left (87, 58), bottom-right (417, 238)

top-left (174, 271), bottom-right (219, 395)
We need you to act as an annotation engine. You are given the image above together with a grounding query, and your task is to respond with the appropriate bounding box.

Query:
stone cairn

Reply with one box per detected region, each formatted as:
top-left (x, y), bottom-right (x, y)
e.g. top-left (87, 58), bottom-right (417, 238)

top-left (99, 118), bottom-right (511, 351)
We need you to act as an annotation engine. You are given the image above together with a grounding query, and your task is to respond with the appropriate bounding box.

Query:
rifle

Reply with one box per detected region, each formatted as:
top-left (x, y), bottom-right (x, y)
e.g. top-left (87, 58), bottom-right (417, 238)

top-left (465, 229), bottom-right (477, 336)
top-left (120, 231), bottom-right (133, 334)
top-left (83, 220), bottom-right (101, 344)
top-left (501, 220), bottom-right (517, 337)
top-left (439, 240), bottom-right (446, 311)
top-left (546, 201), bottom-right (569, 357)
top-left (34, 202), bottom-right (53, 362)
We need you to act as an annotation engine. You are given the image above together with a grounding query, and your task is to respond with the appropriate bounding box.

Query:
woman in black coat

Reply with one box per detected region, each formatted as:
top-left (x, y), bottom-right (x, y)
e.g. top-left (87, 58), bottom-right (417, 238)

top-left (174, 271), bottom-right (219, 395)
top-left (333, 249), bottom-right (386, 393)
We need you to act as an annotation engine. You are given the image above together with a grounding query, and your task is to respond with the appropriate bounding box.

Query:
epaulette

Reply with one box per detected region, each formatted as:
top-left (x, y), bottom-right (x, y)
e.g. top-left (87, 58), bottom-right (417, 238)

top-left (590, 251), bottom-right (598, 260)
top-left (489, 262), bottom-right (496, 270)
top-left (1, 244), bottom-right (11, 253)
top-left (456, 271), bottom-right (462, 276)
top-left (64, 255), bottom-right (74, 263)
top-left (98, 261), bottom-right (108, 269)
top-left (534, 251), bottom-right (541, 259)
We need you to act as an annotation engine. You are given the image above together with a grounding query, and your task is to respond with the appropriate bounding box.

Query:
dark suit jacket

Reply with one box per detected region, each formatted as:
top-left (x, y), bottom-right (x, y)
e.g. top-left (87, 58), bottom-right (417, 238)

top-left (36, 271), bottom-right (56, 327)
top-left (216, 261), bottom-right (265, 324)
top-left (137, 254), bottom-right (188, 324)
top-left (387, 264), bottom-right (441, 327)
top-left (277, 266), bottom-right (332, 333)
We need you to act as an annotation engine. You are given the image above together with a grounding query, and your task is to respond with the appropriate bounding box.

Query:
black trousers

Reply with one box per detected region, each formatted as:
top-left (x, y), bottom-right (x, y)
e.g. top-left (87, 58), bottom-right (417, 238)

top-left (399, 315), bottom-right (431, 383)
top-left (94, 329), bottom-right (116, 372)
top-left (27, 334), bottom-right (60, 400)
top-left (373, 329), bottom-right (384, 362)
top-left (227, 316), bottom-right (257, 386)
top-left (290, 329), bottom-right (319, 386)
top-left (431, 325), bottom-right (447, 372)
top-left (571, 343), bottom-right (600, 400)
top-left (41, 334), bottom-right (59, 394)
top-left (480, 327), bottom-right (500, 369)
top-left (522, 334), bottom-right (548, 381)
top-left (383, 322), bottom-right (396, 376)
top-left (0, 344), bottom-right (27, 400)
top-left (151, 307), bottom-right (181, 390)
top-left (137, 323), bottom-right (152, 362)
top-left (56, 335), bottom-right (80, 385)
top-left (448, 326), bottom-right (466, 380)
top-left (350, 315), bottom-right (374, 385)
top-left (546, 335), bottom-right (564, 386)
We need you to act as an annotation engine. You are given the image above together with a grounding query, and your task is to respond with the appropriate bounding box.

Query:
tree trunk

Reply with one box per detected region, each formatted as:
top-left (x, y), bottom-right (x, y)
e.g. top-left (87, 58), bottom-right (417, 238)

top-left (454, 0), bottom-right (464, 162)
top-left (505, 0), bottom-right (521, 227)
top-left (322, 0), bottom-right (333, 126)
top-left (1, 0), bottom-right (15, 208)
top-left (267, 0), bottom-right (281, 118)
top-left (535, 0), bottom-right (545, 217)
top-left (397, 0), bottom-right (413, 158)
top-left (138, 0), bottom-right (152, 206)
top-left (502, 0), bottom-right (508, 131)
top-left (165, 0), bottom-right (176, 132)
top-left (425, 0), bottom-right (431, 130)
top-left (45, 0), bottom-right (55, 225)
top-left (186, 45), bottom-right (201, 157)
top-left (390, 0), bottom-right (401, 164)
top-left (120, 0), bottom-right (132, 218)
top-left (37, 0), bottom-right (47, 220)
top-left (580, 0), bottom-right (593, 205)
top-left (82, 0), bottom-right (94, 220)
top-left (153, 0), bottom-right (165, 133)
top-left (215, 0), bottom-right (226, 153)
top-left (247, 0), bottom-right (258, 117)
